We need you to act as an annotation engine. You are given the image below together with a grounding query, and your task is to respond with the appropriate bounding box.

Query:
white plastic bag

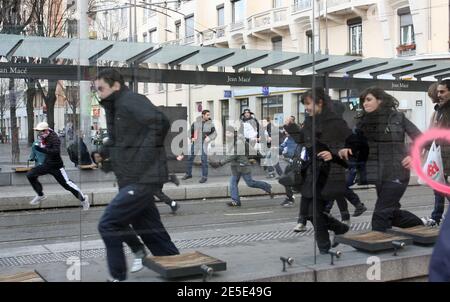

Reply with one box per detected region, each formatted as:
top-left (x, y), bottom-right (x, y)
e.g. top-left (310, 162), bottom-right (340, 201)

top-left (418, 141), bottom-right (445, 185)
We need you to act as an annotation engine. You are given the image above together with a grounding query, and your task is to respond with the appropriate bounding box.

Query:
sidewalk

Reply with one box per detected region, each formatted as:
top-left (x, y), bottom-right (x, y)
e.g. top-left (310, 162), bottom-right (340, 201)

top-left (0, 174), bottom-right (287, 211)
top-left (0, 219), bottom-right (433, 282)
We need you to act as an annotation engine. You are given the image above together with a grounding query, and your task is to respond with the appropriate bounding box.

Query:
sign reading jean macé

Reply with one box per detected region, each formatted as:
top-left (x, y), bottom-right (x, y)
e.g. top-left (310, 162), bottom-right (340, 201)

top-left (226, 75), bottom-right (251, 84)
top-left (0, 67), bottom-right (28, 75)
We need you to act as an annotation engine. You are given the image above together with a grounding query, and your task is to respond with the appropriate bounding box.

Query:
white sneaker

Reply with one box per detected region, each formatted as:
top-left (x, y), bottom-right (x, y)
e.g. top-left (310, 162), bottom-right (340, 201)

top-left (130, 257), bottom-right (143, 273)
top-left (30, 195), bottom-right (46, 205)
top-left (81, 195), bottom-right (90, 211)
top-left (293, 223), bottom-right (307, 233)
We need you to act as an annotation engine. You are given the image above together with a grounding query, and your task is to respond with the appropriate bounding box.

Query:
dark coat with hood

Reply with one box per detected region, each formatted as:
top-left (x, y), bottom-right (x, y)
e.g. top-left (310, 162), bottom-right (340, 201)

top-left (432, 100), bottom-right (450, 176)
top-left (347, 109), bottom-right (421, 184)
top-left (99, 87), bottom-right (170, 187)
top-left (284, 108), bottom-right (351, 200)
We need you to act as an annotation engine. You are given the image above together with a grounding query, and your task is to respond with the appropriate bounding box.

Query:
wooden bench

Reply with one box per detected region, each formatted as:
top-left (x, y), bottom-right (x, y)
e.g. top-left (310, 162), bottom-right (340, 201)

top-left (335, 231), bottom-right (413, 253)
top-left (0, 271), bottom-right (45, 282)
top-left (143, 251), bottom-right (227, 279)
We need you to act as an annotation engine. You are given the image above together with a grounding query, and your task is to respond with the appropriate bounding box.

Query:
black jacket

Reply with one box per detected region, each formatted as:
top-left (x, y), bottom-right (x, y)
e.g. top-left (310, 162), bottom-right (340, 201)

top-left (347, 110), bottom-right (421, 183)
top-left (285, 108), bottom-right (351, 200)
top-left (433, 101), bottom-right (450, 175)
top-left (99, 87), bottom-right (170, 187)
top-left (35, 131), bottom-right (64, 169)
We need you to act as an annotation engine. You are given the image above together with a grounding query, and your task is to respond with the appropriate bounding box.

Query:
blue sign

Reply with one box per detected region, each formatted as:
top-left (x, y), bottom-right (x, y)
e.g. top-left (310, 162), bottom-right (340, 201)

top-left (224, 90), bottom-right (232, 98)
top-left (262, 86), bottom-right (269, 96)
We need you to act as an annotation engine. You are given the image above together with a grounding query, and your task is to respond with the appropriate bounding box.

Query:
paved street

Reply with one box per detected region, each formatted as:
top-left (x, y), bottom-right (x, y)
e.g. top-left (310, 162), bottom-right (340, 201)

top-left (0, 184), bottom-right (444, 281)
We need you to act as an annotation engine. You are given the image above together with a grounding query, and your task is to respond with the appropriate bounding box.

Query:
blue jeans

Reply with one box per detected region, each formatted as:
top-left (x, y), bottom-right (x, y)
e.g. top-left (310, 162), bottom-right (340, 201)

top-left (230, 173), bottom-right (271, 203)
top-left (347, 161), bottom-right (368, 187)
top-left (186, 143), bottom-right (208, 178)
top-left (98, 184), bottom-right (179, 280)
top-left (432, 177), bottom-right (450, 223)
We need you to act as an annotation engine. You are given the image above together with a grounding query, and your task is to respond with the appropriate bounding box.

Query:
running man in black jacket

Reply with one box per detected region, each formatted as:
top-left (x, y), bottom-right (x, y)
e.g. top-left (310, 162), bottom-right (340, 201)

top-left (27, 122), bottom-right (89, 210)
top-left (95, 69), bottom-right (179, 282)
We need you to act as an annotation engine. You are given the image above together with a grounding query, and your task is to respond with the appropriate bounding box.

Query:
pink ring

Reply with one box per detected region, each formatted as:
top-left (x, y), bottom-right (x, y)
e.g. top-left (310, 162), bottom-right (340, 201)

top-left (411, 128), bottom-right (450, 194)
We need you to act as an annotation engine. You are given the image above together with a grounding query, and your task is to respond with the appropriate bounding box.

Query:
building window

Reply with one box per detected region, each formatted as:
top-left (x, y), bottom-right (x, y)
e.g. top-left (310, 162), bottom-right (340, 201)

top-left (261, 95), bottom-right (283, 125)
top-left (232, 0), bottom-right (245, 24)
top-left (143, 32), bottom-right (148, 43)
top-left (273, 0), bottom-right (282, 8)
top-left (120, 7), bottom-right (128, 27)
top-left (143, 82), bottom-right (149, 94)
top-left (217, 5), bottom-right (225, 26)
top-left (239, 98), bottom-right (249, 114)
top-left (175, 21), bottom-right (181, 40)
top-left (149, 28), bottom-right (157, 43)
top-left (348, 18), bottom-right (362, 55)
top-left (221, 100), bottom-right (229, 142)
top-left (399, 8), bottom-right (415, 45)
top-left (143, 0), bottom-right (148, 22)
top-left (297, 95), bottom-right (305, 124)
top-left (185, 15), bottom-right (194, 43)
top-left (306, 30), bottom-right (313, 54)
top-left (272, 36), bottom-right (282, 51)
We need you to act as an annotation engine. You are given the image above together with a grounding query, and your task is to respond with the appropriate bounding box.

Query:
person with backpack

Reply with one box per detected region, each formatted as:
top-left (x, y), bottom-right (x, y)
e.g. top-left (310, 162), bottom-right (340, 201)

top-left (210, 126), bottom-right (274, 207)
top-left (26, 122), bottom-right (89, 210)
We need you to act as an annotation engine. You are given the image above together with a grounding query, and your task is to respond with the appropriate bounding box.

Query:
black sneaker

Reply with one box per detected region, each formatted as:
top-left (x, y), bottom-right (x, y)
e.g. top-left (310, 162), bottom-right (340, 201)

top-left (199, 177), bottom-right (207, 183)
top-left (280, 198), bottom-right (294, 207)
top-left (169, 201), bottom-right (179, 214)
top-left (353, 203), bottom-right (367, 217)
top-left (227, 200), bottom-right (241, 207)
top-left (181, 174), bottom-right (192, 180)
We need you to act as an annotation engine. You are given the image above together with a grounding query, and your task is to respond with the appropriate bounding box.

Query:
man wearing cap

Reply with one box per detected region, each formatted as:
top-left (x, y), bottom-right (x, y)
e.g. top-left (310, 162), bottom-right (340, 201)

top-left (240, 109), bottom-right (260, 144)
top-left (27, 122), bottom-right (89, 210)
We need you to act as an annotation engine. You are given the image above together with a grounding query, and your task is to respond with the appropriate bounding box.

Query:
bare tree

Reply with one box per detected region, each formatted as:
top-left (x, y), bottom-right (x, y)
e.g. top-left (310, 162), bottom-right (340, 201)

top-left (0, 0), bottom-right (38, 163)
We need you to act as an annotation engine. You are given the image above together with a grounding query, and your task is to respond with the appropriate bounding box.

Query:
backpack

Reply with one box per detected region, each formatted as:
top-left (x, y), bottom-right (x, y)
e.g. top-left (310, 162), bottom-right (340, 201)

top-left (67, 141), bottom-right (79, 166)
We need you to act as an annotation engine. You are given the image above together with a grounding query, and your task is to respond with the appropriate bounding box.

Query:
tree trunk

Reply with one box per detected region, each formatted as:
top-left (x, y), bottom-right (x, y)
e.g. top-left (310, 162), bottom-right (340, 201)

top-left (9, 78), bottom-right (20, 164)
top-left (26, 79), bottom-right (36, 146)
top-left (45, 80), bottom-right (57, 130)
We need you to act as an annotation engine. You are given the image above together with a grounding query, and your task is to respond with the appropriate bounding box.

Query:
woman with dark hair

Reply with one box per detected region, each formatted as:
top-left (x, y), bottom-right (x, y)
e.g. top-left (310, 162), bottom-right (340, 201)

top-left (285, 87), bottom-right (350, 253)
top-left (339, 87), bottom-right (423, 232)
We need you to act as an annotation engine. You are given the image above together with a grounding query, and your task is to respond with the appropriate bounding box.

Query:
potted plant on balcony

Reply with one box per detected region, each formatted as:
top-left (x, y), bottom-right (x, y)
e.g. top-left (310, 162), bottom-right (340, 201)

top-left (396, 43), bottom-right (416, 54)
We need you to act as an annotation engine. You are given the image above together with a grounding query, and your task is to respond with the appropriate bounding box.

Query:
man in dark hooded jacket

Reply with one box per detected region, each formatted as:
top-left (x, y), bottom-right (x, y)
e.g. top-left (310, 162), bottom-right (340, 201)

top-left (95, 69), bottom-right (179, 281)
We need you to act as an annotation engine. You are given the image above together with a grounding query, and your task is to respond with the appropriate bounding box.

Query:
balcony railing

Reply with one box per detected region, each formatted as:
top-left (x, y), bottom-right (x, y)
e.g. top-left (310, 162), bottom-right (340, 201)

top-left (292, 0), bottom-right (312, 13)
top-left (184, 35), bottom-right (195, 44)
top-left (198, 25), bottom-right (228, 43)
top-left (327, 0), bottom-right (351, 8)
top-left (230, 20), bottom-right (245, 31)
top-left (247, 7), bottom-right (288, 30)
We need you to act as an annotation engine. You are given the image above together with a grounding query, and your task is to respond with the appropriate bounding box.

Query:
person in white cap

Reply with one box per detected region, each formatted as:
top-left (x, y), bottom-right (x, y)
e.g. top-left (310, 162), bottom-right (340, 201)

top-left (26, 122), bottom-right (89, 210)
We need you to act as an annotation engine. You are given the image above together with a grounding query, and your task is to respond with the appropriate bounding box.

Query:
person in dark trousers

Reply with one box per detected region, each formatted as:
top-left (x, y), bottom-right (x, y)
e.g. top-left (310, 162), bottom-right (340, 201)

top-left (261, 117), bottom-right (283, 178)
top-left (26, 122), bottom-right (89, 210)
top-left (429, 208), bottom-right (450, 281)
top-left (182, 110), bottom-right (216, 183)
top-left (95, 69), bottom-right (179, 282)
top-left (285, 88), bottom-right (350, 253)
top-left (426, 80), bottom-right (450, 226)
top-left (279, 127), bottom-right (300, 207)
top-left (340, 87), bottom-right (424, 232)
top-left (210, 126), bottom-right (274, 207)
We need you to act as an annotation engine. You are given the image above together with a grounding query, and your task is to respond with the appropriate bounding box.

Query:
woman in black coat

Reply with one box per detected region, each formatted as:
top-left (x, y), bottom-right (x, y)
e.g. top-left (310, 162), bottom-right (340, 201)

top-left (285, 88), bottom-right (350, 254)
top-left (339, 87), bottom-right (423, 232)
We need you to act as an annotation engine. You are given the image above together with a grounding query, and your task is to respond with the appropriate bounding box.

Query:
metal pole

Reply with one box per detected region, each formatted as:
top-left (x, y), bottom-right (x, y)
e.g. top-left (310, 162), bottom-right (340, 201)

top-left (325, 0), bottom-right (329, 55)
top-left (134, 0), bottom-right (138, 42)
top-left (312, 0), bottom-right (317, 265)
top-left (129, 4), bottom-right (133, 41)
